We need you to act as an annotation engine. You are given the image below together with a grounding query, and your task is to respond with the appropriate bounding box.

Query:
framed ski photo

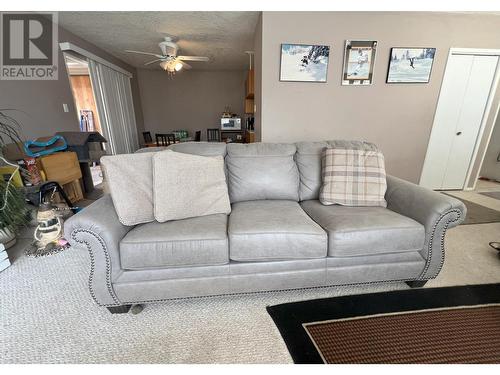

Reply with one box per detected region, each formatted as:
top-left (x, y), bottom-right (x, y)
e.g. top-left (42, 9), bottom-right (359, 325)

top-left (342, 40), bottom-right (377, 85)
top-left (387, 48), bottom-right (436, 83)
top-left (279, 43), bottom-right (330, 82)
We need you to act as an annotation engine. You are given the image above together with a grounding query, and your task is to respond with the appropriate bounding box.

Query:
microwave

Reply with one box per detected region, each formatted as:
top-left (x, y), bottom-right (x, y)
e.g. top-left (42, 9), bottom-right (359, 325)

top-left (221, 117), bottom-right (241, 131)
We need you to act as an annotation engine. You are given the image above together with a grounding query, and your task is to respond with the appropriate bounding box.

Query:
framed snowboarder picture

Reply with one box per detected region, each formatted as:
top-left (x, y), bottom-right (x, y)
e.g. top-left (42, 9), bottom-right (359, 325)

top-left (279, 43), bottom-right (330, 82)
top-left (342, 40), bottom-right (377, 85)
top-left (387, 48), bottom-right (436, 83)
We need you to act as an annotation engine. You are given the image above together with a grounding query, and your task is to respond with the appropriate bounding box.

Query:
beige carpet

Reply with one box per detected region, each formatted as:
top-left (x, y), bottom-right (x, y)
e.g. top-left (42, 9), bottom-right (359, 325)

top-left (1, 221), bottom-right (499, 363)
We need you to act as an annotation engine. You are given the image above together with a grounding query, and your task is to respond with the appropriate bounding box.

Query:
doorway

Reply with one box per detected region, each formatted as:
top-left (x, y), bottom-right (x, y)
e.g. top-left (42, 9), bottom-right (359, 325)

top-left (63, 52), bottom-right (104, 189)
top-left (63, 53), bottom-right (102, 135)
top-left (478, 108), bottom-right (500, 183)
top-left (420, 48), bottom-right (500, 191)
top-left (60, 42), bottom-right (139, 156)
top-left (61, 42), bottom-right (140, 195)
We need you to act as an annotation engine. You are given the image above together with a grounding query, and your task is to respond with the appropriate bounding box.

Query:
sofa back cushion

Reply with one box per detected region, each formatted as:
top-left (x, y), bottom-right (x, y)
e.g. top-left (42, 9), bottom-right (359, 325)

top-left (168, 142), bottom-right (227, 157)
top-left (226, 143), bottom-right (299, 203)
top-left (135, 146), bottom-right (167, 153)
top-left (296, 140), bottom-right (379, 201)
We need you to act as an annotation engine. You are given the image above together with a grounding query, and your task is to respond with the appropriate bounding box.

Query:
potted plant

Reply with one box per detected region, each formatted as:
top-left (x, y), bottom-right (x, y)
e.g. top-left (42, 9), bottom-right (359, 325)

top-left (0, 179), bottom-right (27, 248)
top-left (0, 110), bottom-right (29, 248)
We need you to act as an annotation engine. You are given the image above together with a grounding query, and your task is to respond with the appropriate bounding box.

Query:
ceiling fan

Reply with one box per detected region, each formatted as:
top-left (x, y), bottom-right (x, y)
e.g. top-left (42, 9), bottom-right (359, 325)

top-left (125, 37), bottom-right (209, 74)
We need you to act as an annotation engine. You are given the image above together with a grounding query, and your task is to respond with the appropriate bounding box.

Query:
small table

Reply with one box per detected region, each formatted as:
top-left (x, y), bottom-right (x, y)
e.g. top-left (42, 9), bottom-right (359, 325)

top-left (221, 130), bottom-right (245, 143)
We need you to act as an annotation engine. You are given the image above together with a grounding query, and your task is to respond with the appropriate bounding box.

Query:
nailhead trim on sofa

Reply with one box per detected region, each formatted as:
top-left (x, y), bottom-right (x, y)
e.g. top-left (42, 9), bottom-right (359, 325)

top-left (71, 228), bottom-right (121, 306)
top-left (70, 208), bottom-right (461, 307)
top-left (419, 208), bottom-right (462, 280)
top-left (96, 277), bottom-right (430, 307)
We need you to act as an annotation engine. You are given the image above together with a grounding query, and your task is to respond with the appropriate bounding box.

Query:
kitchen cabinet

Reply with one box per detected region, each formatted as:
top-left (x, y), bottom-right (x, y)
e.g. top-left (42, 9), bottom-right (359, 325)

top-left (245, 98), bottom-right (254, 114)
top-left (245, 69), bottom-right (255, 114)
top-left (245, 69), bottom-right (254, 99)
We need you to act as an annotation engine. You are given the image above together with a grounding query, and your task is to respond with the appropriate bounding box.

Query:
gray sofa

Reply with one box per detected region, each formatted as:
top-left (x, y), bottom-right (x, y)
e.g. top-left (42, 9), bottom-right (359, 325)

top-left (64, 141), bottom-right (466, 313)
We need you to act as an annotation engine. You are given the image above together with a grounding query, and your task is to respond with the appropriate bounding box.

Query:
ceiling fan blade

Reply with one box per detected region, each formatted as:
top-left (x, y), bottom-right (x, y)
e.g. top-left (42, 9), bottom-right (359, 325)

top-left (144, 59), bottom-right (162, 66)
top-left (179, 60), bottom-right (192, 70)
top-left (177, 55), bottom-right (209, 62)
top-left (125, 50), bottom-right (164, 58)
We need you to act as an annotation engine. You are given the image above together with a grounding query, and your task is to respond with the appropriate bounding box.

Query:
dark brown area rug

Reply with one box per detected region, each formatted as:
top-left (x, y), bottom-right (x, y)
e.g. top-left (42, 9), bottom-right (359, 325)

top-left (267, 283), bottom-right (500, 364)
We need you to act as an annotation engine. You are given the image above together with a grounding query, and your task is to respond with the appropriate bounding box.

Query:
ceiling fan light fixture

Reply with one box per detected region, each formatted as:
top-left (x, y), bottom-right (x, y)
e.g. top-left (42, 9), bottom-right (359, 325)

top-left (126, 36), bottom-right (208, 76)
top-left (160, 60), bottom-right (169, 70)
top-left (160, 60), bottom-right (176, 73)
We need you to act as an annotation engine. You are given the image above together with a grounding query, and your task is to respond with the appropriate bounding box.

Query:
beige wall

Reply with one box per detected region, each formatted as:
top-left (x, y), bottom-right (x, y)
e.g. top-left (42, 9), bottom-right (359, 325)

top-left (260, 12), bottom-right (500, 183)
top-left (480, 111), bottom-right (500, 181)
top-left (137, 69), bottom-right (245, 142)
top-left (253, 14), bottom-right (263, 141)
top-left (0, 24), bottom-right (144, 142)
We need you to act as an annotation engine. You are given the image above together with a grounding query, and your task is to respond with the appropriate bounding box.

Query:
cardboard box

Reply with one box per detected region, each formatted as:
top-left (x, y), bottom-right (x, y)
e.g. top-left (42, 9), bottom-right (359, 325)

top-left (62, 179), bottom-right (84, 204)
top-left (1, 136), bottom-right (66, 162)
top-left (0, 166), bottom-right (23, 187)
top-left (39, 152), bottom-right (82, 186)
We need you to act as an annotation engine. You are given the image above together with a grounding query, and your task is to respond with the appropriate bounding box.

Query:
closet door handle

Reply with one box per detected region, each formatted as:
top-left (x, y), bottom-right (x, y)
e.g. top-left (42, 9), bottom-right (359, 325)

top-left (456, 131), bottom-right (462, 135)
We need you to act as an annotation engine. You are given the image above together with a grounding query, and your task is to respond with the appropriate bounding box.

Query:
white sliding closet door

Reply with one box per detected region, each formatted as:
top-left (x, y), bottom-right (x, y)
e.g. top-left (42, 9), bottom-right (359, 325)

top-left (420, 52), bottom-right (499, 190)
top-left (88, 60), bottom-right (139, 155)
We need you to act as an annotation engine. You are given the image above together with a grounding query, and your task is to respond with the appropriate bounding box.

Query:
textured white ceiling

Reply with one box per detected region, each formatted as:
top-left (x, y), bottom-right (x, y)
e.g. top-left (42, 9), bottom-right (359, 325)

top-left (58, 11), bottom-right (260, 71)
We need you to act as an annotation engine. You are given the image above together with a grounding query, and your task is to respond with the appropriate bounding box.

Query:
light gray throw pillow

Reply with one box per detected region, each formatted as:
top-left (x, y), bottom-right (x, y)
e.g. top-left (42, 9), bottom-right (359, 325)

top-left (153, 150), bottom-right (231, 222)
top-left (101, 153), bottom-right (154, 226)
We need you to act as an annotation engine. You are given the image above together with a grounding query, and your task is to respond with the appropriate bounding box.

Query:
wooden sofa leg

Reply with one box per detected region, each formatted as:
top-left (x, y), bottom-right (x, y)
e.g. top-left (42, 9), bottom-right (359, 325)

top-left (107, 305), bottom-right (132, 314)
top-left (406, 280), bottom-right (428, 288)
top-left (130, 304), bottom-right (144, 315)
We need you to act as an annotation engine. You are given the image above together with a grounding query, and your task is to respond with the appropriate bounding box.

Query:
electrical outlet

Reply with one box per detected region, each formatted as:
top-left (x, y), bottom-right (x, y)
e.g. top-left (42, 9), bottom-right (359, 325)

top-left (62, 103), bottom-right (69, 112)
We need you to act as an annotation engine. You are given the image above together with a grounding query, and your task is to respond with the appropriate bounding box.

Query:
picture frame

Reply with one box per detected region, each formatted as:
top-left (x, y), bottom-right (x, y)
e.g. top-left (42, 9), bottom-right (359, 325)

top-left (386, 48), bottom-right (436, 83)
top-left (279, 43), bottom-right (330, 83)
top-left (342, 40), bottom-right (377, 86)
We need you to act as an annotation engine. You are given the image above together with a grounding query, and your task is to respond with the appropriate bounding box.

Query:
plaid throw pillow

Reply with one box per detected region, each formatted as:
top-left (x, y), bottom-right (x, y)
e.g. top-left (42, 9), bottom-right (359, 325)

top-left (319, 148), bottom-right (387, 207)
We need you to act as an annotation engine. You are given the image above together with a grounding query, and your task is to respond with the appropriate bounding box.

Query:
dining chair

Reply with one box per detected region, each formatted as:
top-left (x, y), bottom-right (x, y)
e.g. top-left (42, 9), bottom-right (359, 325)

top-left (166, 133), bottom-right (176, 145)
top-left (142, 131), bottom-right (152, 144)
top-left (194, 131), bottom-right (201, 142)
top-left (207, 128), bottom-right (221, 142)
top-left (156, 133), bottom-right (175, 146)
top-left (155, 133), bottom-right (167, 146)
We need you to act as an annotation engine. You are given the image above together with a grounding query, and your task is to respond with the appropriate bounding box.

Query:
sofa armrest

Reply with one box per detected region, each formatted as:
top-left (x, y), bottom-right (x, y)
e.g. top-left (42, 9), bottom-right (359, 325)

top-left (64, 194), bottom-right (133, 306)
top-left (385, 175), bottom-right (466, 280)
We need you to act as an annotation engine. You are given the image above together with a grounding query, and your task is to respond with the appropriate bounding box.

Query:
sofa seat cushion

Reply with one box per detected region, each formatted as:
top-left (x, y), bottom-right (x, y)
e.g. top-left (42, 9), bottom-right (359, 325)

top-left (120, 214), bottom-right (228, 269)
top-left (300, 200), bottom-right (425, 257)
top-left (228, 200), bottom-right (327, 261)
